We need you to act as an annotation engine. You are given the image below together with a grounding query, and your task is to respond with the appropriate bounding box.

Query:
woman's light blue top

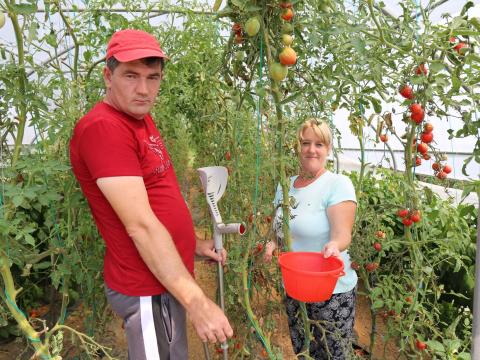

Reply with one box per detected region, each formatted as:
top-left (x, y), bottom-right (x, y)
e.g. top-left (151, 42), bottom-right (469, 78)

top-left (273, 171), bottom-right (358, 294)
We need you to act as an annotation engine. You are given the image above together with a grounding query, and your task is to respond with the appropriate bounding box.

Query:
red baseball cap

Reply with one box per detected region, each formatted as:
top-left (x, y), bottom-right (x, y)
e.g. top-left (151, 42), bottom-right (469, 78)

top-left (106, 29), bottom-right (168, 62)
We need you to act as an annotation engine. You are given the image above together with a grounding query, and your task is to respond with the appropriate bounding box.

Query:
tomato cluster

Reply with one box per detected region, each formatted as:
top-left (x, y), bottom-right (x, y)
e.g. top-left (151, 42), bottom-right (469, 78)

top-left (409, 103), bottom-right (424, 124)
top-left (232, 23), bottom-right (243, 44)
top-left (432, 162), bottom-right (452, 180)
top-left (398, 70), bottom-right (453, 180)
top-left (397, 208), bottom-right (421, 227)
top-left (450, 36), bottom-right (468, 55)
top-left (270, 2), bottom-right (297, 82)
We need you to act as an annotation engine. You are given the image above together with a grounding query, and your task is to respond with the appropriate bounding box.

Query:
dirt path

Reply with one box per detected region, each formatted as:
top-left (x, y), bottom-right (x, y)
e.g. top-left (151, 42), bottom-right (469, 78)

top-left (0, 260), bottom-right (398, 359)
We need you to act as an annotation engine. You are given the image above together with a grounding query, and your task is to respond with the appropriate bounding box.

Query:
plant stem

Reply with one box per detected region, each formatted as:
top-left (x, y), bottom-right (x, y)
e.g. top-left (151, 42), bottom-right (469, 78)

top-left (8, 5), bottom-right (27, 167)
top-left (0, 252), bottom-right (52, 358)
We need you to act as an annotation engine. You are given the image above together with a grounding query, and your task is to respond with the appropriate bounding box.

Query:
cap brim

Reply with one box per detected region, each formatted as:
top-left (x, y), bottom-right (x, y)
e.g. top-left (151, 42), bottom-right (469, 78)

top-left (112, 49), bottom-right (169, 62)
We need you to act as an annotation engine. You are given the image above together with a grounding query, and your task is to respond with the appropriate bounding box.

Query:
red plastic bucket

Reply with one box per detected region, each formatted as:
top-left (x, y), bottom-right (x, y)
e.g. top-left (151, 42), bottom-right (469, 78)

top-left (279, 252), bottom-right (345, 302)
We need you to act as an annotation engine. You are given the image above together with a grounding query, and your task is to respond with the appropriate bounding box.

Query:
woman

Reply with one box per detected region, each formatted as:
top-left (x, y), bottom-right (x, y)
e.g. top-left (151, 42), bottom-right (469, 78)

top-left (264, 119), bottom-right (357, 359)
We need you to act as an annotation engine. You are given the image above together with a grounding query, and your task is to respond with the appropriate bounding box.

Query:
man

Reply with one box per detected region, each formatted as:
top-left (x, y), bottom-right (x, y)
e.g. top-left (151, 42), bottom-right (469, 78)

top-left (70, 29), bottom-right (233, 359)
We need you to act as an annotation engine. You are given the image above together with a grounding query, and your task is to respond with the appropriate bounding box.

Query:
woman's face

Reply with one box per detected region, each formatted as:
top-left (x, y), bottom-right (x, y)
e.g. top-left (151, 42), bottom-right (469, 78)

top-left (299, 127), bottom-right (330, 175)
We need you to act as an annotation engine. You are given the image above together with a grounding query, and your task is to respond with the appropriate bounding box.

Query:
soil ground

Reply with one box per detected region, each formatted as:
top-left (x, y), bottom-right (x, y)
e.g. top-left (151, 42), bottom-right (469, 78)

top-left (0, 173), bottom-right (400, 359)
top-left (0, 260), bottom-right (399, 359)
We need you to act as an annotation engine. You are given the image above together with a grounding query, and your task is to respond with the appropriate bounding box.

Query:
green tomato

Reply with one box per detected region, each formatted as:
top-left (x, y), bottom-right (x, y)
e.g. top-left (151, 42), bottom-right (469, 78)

top-left (281, 23), bottom-right (294, 34)
top-left (269, 62), bottom-right (288, 82)
top-left (235, 51), bottom-right (245, 62)
top-left (245, 17), bottom-right (260, 37)
top-left (0, 13), bottom-right (6, 29)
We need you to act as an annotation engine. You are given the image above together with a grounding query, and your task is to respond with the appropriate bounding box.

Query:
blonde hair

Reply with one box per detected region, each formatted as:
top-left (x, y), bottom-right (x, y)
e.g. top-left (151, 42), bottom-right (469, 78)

top-left (296, 118), bottom-right (332, 152)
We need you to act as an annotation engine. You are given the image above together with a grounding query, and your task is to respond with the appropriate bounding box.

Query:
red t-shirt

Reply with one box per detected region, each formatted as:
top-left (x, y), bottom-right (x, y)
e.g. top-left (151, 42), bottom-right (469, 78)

top-left (69, 102), bottom-right (196, 296)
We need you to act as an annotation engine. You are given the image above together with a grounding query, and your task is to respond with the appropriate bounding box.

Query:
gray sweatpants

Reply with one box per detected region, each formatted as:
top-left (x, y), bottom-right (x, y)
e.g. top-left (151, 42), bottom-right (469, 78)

top-left (105, 285), bottom-right (188, 360)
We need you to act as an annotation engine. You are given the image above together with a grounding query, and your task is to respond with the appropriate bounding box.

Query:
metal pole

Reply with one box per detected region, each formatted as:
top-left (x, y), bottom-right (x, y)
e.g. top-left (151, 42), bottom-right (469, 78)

top-left (203, 343), bottom-right (211, 360)
top-left (214, 229), bottom-right (229, 360)
top-left (472, 194), bottom-right (480, 358)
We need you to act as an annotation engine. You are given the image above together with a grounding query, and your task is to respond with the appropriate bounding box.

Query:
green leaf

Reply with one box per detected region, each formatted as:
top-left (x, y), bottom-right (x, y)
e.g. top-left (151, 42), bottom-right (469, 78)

top-left (372, 299), bottom-right (384, 309)
top-left (11, 3), bottom-right (37, 15)
top-left (429, 61), bottom-right (444, 74)
top-left (427, 340), bottom-right (445, 353)
top-left (422, 266), bottom-right (433, 274)
top-left (24, 234), bottom-right (35, 246)
top-left (27, 22), bottom-right (38, 43)
top-left (351, 37), bottom-right (366, 55)
top-left (451, 74), bottom-right (461, 92)
top-left (451, 16), bottom-right (467, 29)
top-left (245, 5), bottom-right (262, 12)
top-left (457, 352), bottom-right (471, 360)
top-left (230, 0), bottom-right (245, 10)
top-left (367, 96), bottom-right (382, 114)
top-left (280, 92), bottom-right (302, 105)
top-left (33, 261), bottom-right (52, 270)
top-left (452, 29), bottom-right (479, 36)
top-left (12, 195), bottom-right (24, 207)
top-left (45, 34), bottom-right (57, 48)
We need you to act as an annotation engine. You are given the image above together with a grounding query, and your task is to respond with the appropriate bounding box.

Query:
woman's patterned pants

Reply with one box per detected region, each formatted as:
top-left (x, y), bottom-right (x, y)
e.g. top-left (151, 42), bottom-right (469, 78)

top-left (284, 288), bottom-right (356, 360)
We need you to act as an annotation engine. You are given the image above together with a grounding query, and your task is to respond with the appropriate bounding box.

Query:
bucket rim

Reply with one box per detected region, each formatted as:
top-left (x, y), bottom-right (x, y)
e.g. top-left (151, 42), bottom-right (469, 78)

top-left (278, 251), bottom-right (344, 276)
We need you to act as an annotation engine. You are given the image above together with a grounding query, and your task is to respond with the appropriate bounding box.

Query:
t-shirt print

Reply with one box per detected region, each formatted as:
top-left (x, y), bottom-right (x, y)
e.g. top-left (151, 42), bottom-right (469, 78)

top-left (144, 134), bottom-right (172, 176)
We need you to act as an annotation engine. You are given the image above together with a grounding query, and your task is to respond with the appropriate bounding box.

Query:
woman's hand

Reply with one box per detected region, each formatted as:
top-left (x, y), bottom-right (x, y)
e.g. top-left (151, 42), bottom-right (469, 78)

top-left (195, 238), bottom-right (227, 265)
top-left (323, 241), bottom-right (341, 258)
top-left (263, 241), bottom-right (277, 262)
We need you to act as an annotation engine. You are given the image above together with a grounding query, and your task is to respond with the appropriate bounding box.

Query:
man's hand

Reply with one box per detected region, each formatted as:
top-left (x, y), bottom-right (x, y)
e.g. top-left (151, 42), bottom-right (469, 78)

top-left (263, 241), bottom-right (277, 262)
top-left (186, 295), bottom-right (233, 343)
top-left (195, 238), bottom-right (227, 265)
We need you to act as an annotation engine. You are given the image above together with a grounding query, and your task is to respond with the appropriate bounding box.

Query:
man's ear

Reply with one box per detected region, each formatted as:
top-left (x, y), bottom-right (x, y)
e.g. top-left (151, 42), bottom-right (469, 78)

top-left (103, 66), bottom-right (112, 89)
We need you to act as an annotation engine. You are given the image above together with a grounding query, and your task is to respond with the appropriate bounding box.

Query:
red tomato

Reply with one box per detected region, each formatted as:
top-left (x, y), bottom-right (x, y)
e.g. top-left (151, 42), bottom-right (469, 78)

top-left (423, 122), bottom-right (433, 133)
top-left (365, 263), bottom-right (378, 272)
top-left (281, 8), bottom-right (294, 21)
top-left (409, 103), bottom-right (423, 114)
top-left (225, 151), bottom-right (231, 161)
top-left (432, 162), bottom-right (440, 171)
top-left (279, 47), bottom-right (297, 66)
top-left (402, 218), bottom-right (413, 227)
top-left (399, 84), bottom-right (414, 99)
top-left (422, 153), bottom-right (431, 160)
top-left (420, 131), bottom-right (433, 144)
top-left (410, 210), bottom-right (421, 223)
top-left (280, 2), bottom-right (292, 9)
top-left (397, 209), bottom-right (409, 218)
top-left (454, 42), bottom-right (468, 54)
top-left (417, 143), bottom-right (428, 154)
top-left (411, 110), bottom-right (424, 124)
top-left (443, 164), bottom-right (452, 174)
top-left (415, 63), bottom-right (428, 76)
top-left (380, 134), bottom-right (388, 143)
top-left (436, 171), bottom-right (447, 180)
top-left (415, 157), bottom-right (422, 166)
top-left (415, 339), bottom-right (427, 351)
top-left (232, 23), bottom-right (242, 34)
top-left (373, 242), bottom-right (382, 252)
top-left (235, 34), bottom-right (243, 44)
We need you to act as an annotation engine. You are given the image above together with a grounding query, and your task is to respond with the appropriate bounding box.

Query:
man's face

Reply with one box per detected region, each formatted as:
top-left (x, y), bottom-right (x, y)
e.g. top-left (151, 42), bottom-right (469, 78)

top-left (103, 59), bottom-right (162, 120)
